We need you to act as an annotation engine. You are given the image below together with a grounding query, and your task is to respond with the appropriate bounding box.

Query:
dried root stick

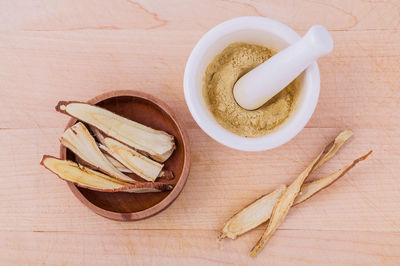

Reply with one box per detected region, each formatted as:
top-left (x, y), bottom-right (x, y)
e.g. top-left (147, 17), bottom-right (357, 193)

top-left (249, 130), bottom-right (354, 257)
top-left (56, 101), bottom-right (175, 162)
top-left (313, 129), bottom-right (353, 170)
top-left (249, 151), bottom-right (324, 257)
top-left (92, 126), bottom-right (174, 181)
top-left (104, 152), bottom-right (174, 180)
top-left (219, 185), bottom-right (286, 240)
top-left (41, 156), bottom-right (173, 193)
top-left (294, 150), bottom-right (372, 204)
top-left (99, 138), bottom-right (167, 182)
top-left (60, 122), bottom-right (134, 183)
top-left (104, 153), bottom-right (133, 173)
top-left (219, 150), bottom-right (372, 240)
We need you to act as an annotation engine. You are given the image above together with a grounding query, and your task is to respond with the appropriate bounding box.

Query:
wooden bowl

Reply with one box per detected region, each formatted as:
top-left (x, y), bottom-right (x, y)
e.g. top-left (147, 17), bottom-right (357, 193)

top-left (60, 90), bottom-right (190, 221)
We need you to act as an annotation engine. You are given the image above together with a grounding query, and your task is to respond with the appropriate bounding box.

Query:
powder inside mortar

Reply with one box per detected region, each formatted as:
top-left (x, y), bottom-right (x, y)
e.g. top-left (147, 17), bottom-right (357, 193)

top-left (203, 42), bottom-right (300, 138)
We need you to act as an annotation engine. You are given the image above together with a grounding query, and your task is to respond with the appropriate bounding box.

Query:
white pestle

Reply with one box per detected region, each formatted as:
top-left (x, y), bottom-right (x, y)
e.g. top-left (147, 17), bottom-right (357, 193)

top-left (233, 25), bottom-right (333, 110)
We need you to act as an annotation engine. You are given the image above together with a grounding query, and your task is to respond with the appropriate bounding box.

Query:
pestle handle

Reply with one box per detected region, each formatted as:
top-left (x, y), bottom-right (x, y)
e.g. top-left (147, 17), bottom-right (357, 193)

top-left (233, 25), bottom-right (333, 110)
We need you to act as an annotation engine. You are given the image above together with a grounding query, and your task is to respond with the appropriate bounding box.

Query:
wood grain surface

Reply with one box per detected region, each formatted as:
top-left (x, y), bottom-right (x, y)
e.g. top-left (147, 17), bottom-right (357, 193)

top-left (1, 0), bottom-right (399, 265)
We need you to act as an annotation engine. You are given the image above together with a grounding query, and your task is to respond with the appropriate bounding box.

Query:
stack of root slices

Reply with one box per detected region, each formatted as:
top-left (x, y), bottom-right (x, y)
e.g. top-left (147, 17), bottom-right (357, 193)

top-left (218, 130), bottom-right (372, 257)
top-left (41, 101), bottom-right (176, 193)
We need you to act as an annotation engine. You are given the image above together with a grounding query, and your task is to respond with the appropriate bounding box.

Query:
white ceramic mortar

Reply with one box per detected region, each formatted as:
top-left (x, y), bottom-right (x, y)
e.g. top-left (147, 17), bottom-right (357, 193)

top-left (184, 16), bottom-right (320, 151)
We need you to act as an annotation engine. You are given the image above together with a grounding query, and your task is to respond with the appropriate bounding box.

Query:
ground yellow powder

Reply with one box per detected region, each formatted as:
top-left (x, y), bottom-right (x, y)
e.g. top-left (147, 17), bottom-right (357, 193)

top-left (203, 42), bottom-right (299, 138)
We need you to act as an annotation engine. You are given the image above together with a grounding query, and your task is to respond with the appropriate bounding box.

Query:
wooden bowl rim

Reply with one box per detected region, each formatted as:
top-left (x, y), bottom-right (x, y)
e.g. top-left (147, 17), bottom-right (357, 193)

top-left (60, 90), bottom-right (191, 221)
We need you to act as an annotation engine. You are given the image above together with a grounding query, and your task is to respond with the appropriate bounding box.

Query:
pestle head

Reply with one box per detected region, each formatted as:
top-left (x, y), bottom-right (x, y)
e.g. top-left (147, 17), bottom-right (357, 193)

top-left (234, 25), bottom-right (333, 110)
top-left (305, 25), bottom-right (333, 56)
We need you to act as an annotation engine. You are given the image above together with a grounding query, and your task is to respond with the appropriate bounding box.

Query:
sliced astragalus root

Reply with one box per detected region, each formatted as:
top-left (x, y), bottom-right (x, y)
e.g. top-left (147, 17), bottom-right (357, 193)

top-left (219, 151), bottom-right (372, 241)
top-left (60, 122), bottom-right (135, 183)
top-left (219, 185), bottom-right (286, 240)
top-left (248, 152), bottom-right (324, 257)
top-left (41, 156), bottom-right (174, 193)
top-left (313, 129), bottom-right (353, 170)
top-left (56, 101), bottom-right (175, 162)
top-left (91, 126), bottom-right (174, 181)
top-left (99, 138), bottom-right (166, 182)
top-left (294, 150), bottom-right (372, 204)
top-left (104, 153), bottom-right (133, 173)
top-left (249, 130), bottom-right (357, 257)
top-left (103, 152), bottom-right (174, 179)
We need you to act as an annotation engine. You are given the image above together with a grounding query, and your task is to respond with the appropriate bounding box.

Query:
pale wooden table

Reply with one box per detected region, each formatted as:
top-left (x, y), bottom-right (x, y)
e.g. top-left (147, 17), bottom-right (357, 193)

top-left (1, 1), bottom-right (399, 265)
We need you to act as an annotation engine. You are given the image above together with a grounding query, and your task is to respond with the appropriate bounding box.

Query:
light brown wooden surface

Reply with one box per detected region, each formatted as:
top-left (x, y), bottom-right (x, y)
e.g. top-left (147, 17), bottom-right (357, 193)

top-left (1, 1), bottom-right (399, 265)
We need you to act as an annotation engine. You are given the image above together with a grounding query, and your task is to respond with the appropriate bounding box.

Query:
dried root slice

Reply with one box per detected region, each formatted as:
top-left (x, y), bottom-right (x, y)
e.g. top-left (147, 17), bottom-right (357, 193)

top-left (249, 130), bottom-right (353, 257)
top-left (41, 156), bottom-right (174, 193)
top-left (92, 126), bottom-right (173, 180)
top-left (314, 129), bottom-right (353, 170)
top-left (103, 153), bottom-right (176, 180)
top-left (294, 150), bottom-right (372, 205)
top-left (93, 127), bottom-right (174, 182)
top-left (91, 127), bottom-right (133, 173)
top-left (104, 153), bottom-right (133, 173)
top-left (219, 151), bottom-right (372, 240)
top-left (99, 137), bottom-right (165, 182)
top-left (60, 122), bottom-right (134, 183)
top-left (56, 101), bottom-right (175, 162)
top-left (249, 153), bottom-right (324, 257)
top-left (219, 185), bottom-right (286, 240)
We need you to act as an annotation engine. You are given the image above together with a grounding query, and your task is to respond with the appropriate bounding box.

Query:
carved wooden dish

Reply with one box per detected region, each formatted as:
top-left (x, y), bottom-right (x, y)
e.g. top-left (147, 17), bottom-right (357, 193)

top-left (60, 90), bottom-right (190, 221)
